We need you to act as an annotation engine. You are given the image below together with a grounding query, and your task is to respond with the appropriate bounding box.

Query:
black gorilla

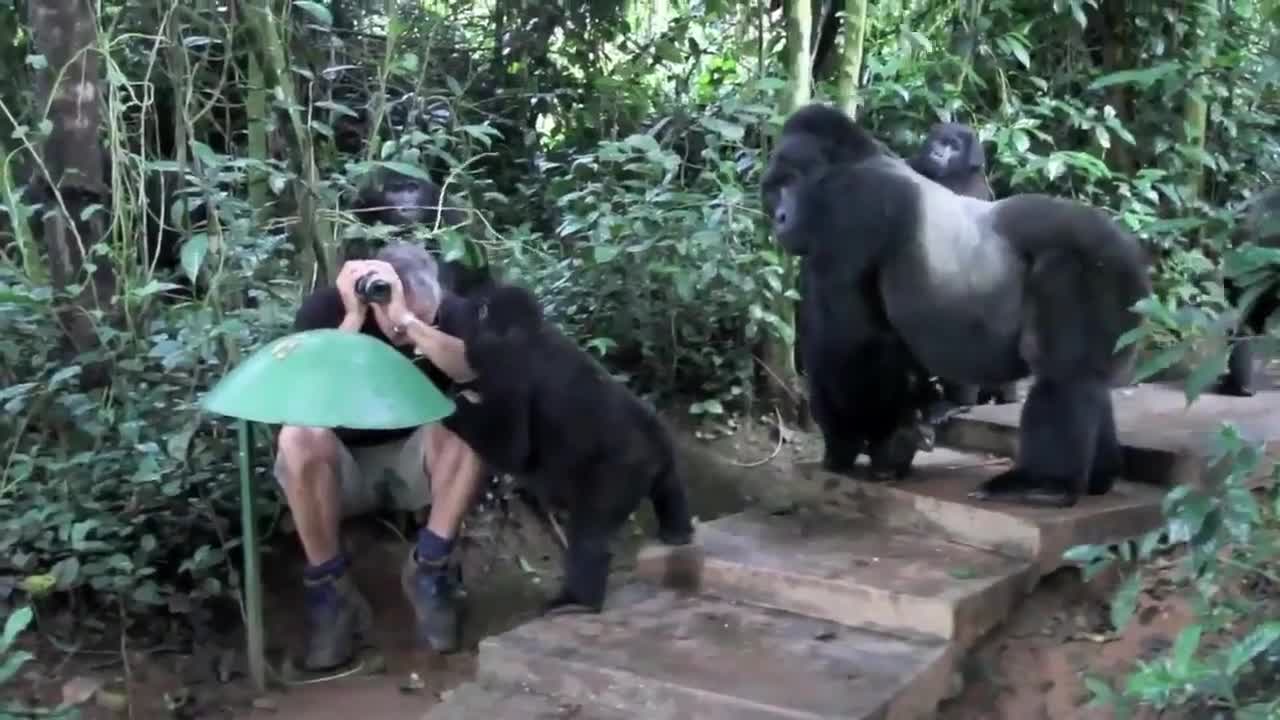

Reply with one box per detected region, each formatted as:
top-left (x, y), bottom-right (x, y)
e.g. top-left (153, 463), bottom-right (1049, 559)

top-left (1216, 187), bottom-right (1280, 396)
top-left (763, 104), bottom-right (1151, 507)
top-left (435, 282), bottom-right (696, 613)
top-left (908, 122), bottom-right (1019, 412)
top-left (350, 170), bottom-right (492, 296)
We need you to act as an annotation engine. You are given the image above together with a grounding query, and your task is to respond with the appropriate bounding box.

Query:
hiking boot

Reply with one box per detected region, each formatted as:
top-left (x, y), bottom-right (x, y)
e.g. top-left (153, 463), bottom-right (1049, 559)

top-left (400, 550), bottom-right (463, 654)
top-left (302, 572), bottom-right (373, 671)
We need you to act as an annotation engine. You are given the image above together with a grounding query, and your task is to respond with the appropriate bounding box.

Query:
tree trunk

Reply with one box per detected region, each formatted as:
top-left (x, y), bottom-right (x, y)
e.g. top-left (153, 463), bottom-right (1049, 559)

top-left (834, 0), bottom-right (867, 116)
top-left (1183, 0), bottom-right (1219, 205)
top-left (27, 0), bottom-right (114, 374)
top-left (760, 0), bottom-right (813, 424)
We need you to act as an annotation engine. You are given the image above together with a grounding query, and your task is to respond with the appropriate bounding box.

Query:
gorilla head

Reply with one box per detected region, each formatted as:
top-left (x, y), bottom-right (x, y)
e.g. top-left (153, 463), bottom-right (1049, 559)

top-left (909, 122), bottom-right (993, 201)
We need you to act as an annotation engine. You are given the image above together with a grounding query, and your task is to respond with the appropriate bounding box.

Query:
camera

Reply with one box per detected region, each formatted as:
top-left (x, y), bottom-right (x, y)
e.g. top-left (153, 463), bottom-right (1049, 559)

top-left (354, 272), bottom-right (392, 305)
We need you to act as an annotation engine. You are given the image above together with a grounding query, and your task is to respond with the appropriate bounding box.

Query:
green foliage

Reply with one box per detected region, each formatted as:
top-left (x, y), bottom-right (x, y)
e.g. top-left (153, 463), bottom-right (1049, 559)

top-left (492, 93), bottom-right (779, 412)
top-left (1066, 421), bottom-right (1280, 715)
top-left (0, 3), bottom-right (1277, 713)
top-left (0, 606), bottom-right (78, 718)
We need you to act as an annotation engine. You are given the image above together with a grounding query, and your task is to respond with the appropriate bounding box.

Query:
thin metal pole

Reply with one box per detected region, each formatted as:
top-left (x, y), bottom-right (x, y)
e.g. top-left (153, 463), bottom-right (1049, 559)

top-left (238, 419), bottom-right (266, 691)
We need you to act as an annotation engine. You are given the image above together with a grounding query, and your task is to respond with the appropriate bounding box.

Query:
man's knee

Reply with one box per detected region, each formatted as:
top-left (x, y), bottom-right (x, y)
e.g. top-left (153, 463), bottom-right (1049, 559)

top-left (276, 426), bottom-right (341, 487)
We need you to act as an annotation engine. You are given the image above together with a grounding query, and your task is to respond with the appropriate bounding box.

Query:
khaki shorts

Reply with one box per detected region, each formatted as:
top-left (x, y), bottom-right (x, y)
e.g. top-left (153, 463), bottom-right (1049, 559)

top-left (274, 425), bottom-right (433, 517)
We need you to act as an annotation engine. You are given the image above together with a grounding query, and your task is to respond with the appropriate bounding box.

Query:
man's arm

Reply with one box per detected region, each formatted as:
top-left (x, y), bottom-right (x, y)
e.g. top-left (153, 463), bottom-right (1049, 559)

top-left (398, 315), bottom-right (478, 384)
top-left (294, 286), bottom-right (366, 333)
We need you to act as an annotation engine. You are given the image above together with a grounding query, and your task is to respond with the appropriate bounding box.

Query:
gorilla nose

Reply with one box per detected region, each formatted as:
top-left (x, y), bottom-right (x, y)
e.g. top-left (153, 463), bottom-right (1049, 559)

top-left (773, 206), bottom-right (789, 230)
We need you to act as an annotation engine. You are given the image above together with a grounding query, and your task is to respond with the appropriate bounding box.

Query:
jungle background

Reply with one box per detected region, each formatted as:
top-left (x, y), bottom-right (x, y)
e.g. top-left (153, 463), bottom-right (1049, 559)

top-left (1, 0), bottom-right (1279, 717)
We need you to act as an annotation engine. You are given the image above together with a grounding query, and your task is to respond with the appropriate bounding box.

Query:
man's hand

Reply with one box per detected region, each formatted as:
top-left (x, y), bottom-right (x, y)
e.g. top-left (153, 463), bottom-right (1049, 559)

top-left (358, 259), bottom-right (414, 330)
top-left (335, 261), bottom-right (372, 329)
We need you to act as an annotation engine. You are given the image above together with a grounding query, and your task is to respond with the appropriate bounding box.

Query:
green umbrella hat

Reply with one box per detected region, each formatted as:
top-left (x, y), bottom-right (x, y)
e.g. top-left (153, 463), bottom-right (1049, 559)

top-left (202, 328), bottom-right (456, 428)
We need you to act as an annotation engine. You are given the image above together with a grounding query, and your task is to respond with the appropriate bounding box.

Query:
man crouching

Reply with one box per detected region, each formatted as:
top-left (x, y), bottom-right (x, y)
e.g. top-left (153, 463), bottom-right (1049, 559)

top-left (275, 242), bottom-right (485, 670)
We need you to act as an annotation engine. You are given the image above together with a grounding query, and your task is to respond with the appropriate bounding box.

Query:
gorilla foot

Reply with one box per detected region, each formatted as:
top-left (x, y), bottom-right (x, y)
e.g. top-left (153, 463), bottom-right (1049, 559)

top-left (924, 400), bottom-right (971, 426)
top-left (657, 526), bottom-right (695, 546)
top-left (821, 451), bottom-right (860, 475)
top-left (1215, 379), bottom-right (1255, 397)
top-left (969, 468), bottom-right (1079, 508)
top-left (980, 384), bottom-right (1020, 405)
top-left (544, 593), bottom-right (603, 616)
top-left (867, 428), bottom-right (923, 480)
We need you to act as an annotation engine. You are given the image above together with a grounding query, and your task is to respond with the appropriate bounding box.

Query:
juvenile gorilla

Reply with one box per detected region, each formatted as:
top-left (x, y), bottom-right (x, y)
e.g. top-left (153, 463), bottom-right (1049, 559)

top-left (1215, 187), bottom-right (1280, 396)
top-left (908, 122), bottom-right (1019, 411)
top-left (763, 104), bottom-right (1151, 507)
top-left (435, 283), bottom-right (696, 612)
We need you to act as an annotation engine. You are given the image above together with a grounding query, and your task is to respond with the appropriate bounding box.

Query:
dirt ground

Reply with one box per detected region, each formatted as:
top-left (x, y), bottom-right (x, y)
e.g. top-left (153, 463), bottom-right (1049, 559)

top-left (5, 414), bottom-right (1215, 719)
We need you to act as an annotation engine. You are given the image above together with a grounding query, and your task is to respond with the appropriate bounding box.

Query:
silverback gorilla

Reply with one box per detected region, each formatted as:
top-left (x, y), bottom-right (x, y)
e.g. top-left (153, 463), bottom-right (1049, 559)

top-left (763, 104), bottom-right (1151, 507)
top-left (1216, 187), bottom-right (1280, 396)
top-left (435, 282), bottom-right (696, 613)
top-left (908, 122), bottom-right (1019, 413)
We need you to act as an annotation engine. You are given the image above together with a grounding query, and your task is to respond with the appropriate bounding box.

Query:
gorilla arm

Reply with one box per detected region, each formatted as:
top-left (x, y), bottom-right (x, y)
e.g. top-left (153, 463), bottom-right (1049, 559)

top-left (442, 382), bottom-right (534, 474)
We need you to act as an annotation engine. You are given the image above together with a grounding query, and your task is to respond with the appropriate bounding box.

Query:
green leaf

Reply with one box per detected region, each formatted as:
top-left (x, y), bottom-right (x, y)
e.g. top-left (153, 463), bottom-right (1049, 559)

top-left (1010, 41), bottom-right (1031, 69)
top-left (698, 117), bottom-right (745, 142)
top-left (623, 134), bottom-right (661, 154)
top-left (1082, 675), bottom-right (1116, 706)
top-left (0, 649), bottom-right (33, 685)
top-left (71, 519), bottom-right (100, 550)
top-left (131, 280), bottom-right (182, 298)
top-left (180, 234), bottom-right (209, 285)
top-left (0, 606), bottom-right (33, 652)
top-left (189, 140), bottom-right (220, 171)
top-left (294, 0), bottom-right (333, 26)
top-left (1224, 622), bottom-right (1280, 675)
top-left (1089, 62), bottom-right (1180, 90)
top-left (1170, 624), bottom-right (1202, 676)
top-left (50, 557), bottom-right (80, 591)
top-left (1063, 543), bottom-right (1108, 564)
top-left (1183, 346), bottom-right (1229, 405)
top-left (1010, 129), bottom-right (1031, 154)
top-left (1109, 573), bottom-right (1141, 631)
top-left (314, 100), bottom-right (359, 118)
top-left (593, 244), bottom-right (621, 264)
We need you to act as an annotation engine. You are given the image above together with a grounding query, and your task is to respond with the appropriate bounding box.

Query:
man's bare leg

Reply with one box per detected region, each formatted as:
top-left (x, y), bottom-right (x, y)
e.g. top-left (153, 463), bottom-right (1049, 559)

top-left (401, 423), bottom-right (486, 654)
top-left (277, 426), bottom-right (345, 564)
top-left (276, 426), bottom-right (372, 671)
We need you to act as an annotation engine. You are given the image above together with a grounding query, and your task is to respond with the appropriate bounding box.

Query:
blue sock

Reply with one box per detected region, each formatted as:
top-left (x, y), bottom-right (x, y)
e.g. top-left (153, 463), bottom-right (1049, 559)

top-left (304, 553), bottom-right (348, 582)
top-left (415, 528), bottom-right (454, 566)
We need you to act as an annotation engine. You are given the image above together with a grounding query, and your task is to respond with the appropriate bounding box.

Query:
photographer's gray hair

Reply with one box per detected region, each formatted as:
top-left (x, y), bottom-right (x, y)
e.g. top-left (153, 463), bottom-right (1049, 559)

top-left (376, 242), bottom-right (441, 309)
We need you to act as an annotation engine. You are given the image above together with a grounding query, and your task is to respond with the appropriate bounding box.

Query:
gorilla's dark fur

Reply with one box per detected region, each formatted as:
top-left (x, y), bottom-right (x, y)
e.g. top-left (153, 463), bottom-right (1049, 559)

top-left (1217, 187), bottom-right (1280, 396)
top-left (435, 282), bottom-right (696, 612)
top-left (908, 122), bottom-right (1019, 412)
top-left (763, 104), bottom-right (1151, 507)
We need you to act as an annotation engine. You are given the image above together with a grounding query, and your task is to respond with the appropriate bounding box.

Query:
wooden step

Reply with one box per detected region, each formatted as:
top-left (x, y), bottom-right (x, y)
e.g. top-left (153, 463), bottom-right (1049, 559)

top-left (475, 584), bottom-right (953, 720)
top-left (424, 682), bottom-right (637, 719)
top-left (637, 506), bottom-right (1031, 649)
top-left (809, 449), bottom-right (1167, 576)
top-left (937, 383), bottom-right (1280, 487)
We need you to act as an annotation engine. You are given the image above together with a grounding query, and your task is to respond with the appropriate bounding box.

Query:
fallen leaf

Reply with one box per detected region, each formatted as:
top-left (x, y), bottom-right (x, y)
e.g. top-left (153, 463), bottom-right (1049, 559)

top-left (61, 676), bottom-right (103, 706)
top-left (96, 690), bottom-right (129, 713)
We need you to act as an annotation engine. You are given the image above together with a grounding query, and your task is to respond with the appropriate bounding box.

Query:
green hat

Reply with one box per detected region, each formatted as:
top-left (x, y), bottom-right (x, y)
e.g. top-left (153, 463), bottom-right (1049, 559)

top-left (202, 329), bottom-right (455, 428)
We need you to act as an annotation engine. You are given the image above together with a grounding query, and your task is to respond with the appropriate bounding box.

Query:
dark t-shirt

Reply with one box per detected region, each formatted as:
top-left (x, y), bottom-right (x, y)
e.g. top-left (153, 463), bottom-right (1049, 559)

top-left (293, 287), bottom-right (456, 448)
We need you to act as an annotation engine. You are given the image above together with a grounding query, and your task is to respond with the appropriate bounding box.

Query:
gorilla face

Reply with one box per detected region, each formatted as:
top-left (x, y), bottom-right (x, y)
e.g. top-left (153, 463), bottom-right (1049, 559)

top-left (381, 178), bottom-right (436, 224)
top-left (915, 123), bottom-right (983, 178)
top-left (761, 135), bottom-right (828, 220)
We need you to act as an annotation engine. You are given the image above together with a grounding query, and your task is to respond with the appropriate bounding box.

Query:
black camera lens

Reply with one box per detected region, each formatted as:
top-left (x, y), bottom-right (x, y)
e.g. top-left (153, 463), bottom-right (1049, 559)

top-left (354, 273), bottom-right (392, 305)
